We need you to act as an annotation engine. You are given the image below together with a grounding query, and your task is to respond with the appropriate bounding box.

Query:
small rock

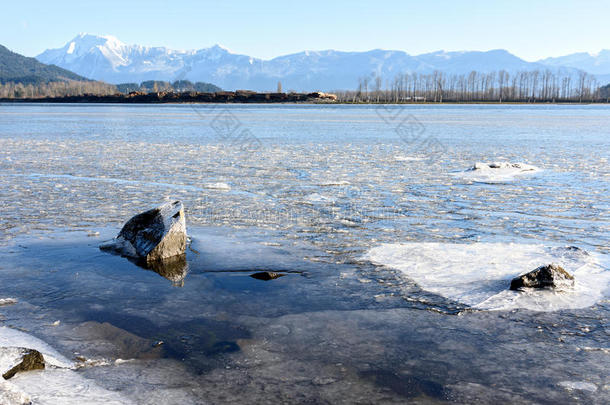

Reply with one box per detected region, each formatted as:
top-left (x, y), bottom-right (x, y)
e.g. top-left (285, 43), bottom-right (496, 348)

top-left (472, 162), bottom-right (536, 171)
top-left (510, 264), bottom-right (574, 291)
top-left (2, 349), bottom-right (45, 380)
top-left (564, 246), bottom-right (589, 256)
top-left (250, 271), bottom-right (285, 281)
top-left (312, 377), bottom-right (337, 386)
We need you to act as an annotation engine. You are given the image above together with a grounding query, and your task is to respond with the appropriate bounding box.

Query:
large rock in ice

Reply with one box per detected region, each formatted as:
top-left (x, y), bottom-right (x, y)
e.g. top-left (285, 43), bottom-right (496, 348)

top-left (509, 264), bottom-right (574, 291)
top-left (100, 200), bottom-right (187, 263)
top-left (1, 348), bottom-right (45, 380)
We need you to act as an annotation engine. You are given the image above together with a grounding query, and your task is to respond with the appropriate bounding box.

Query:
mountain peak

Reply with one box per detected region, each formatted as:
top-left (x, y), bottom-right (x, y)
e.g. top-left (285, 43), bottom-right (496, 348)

top-left (70, 33), bottom-right (125, 49)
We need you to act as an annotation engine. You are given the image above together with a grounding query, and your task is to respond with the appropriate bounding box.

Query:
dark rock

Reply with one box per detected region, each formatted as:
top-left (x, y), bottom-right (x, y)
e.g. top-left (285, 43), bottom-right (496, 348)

top-left (510, 264), bottom-right (574, 291)
top-left (472, 162), bottom-right (535, 171)
top-left (100, 201), bottom-right (187, 263)
top-left (250, 271), bottom-right (285, 281)
top-left (2, 349), bottom-right (45, 380)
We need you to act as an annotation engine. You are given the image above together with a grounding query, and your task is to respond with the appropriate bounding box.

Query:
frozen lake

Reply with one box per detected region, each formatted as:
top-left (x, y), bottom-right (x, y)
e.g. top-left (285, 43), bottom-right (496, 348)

top-left (0, 103), bottom-right (608, 404)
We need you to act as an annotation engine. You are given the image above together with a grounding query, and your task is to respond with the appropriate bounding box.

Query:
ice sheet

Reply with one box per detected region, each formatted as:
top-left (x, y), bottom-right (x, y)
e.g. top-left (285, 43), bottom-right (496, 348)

top-left (365, 243), bottom-right (610, 311)
top-left (0, 326), bottom-right (133, 404)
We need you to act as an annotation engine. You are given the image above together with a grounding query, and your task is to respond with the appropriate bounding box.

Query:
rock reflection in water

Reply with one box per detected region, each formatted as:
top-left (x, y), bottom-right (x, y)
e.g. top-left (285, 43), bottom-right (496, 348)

top-left (144, 254), bottom-right (189, 287)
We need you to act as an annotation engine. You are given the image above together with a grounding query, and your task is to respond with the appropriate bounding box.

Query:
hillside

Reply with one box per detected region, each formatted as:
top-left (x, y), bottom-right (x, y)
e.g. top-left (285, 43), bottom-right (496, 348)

top-left (0, 44), bottom-right (88, 84)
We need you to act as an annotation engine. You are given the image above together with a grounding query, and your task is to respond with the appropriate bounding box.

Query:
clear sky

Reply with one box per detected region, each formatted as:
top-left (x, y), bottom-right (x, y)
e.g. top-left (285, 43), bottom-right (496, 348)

top-left (2, 0), bottom-right (608, 60)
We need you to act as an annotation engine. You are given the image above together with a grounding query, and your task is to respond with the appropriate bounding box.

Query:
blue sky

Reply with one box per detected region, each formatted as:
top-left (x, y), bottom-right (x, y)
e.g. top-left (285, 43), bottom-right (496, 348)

top-left (2, 0), bottom-right (608, 60)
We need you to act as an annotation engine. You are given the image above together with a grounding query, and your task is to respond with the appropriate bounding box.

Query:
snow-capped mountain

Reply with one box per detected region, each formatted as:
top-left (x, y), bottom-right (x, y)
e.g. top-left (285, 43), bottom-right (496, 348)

top-left (36, 34), bottom-right (607, 91)
top-left (540, 50), bottom-right (610, 84)
top-left (37, 34), bottom-right (194, 84)
top-left (540, 50), bottom-right (610, 75)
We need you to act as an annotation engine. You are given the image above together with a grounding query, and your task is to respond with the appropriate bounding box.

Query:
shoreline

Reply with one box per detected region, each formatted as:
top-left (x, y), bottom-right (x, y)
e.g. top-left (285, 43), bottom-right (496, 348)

top-left (0, 91), bottom-right (608, 105)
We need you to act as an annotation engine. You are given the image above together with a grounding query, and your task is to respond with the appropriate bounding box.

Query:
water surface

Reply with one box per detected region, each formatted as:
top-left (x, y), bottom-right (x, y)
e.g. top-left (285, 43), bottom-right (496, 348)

top-left (0, 103), bottom-right (608, 404)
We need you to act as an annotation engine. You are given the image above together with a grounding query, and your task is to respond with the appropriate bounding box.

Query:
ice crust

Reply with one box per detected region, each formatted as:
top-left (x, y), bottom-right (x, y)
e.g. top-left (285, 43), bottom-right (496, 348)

top-left (0, 327), bottom-right (133, 404)
top-left (365, 243), bottom-right (610, 311)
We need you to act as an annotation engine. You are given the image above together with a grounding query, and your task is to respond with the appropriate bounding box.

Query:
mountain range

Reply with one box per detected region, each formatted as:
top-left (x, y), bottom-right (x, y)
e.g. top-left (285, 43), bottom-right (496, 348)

top-left (36, 34), bottom-right (610, 91)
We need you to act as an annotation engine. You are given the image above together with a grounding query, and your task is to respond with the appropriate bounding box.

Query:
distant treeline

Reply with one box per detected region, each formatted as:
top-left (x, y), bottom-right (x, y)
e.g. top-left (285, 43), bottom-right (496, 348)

top-left (335, 70), bottom-right (609, 103)
top-left (116, 80), bottom-right (222, 94)
top-left (0, 79), bottom-right (221, 99)
top-left (0, 80), bottom-right (117, 98)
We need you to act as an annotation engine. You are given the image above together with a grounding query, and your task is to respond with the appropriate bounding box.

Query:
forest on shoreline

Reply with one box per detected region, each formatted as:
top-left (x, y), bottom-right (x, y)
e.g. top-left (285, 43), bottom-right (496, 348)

top-left (334, 70), bottom-right (609, 103)
top-left (1, 71), bottom-right (608, 104)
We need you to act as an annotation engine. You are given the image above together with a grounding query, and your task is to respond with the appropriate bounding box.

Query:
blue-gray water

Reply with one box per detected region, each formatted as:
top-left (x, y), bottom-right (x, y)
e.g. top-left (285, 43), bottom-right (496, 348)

top-left (0, 103), bottom-right (608, 404)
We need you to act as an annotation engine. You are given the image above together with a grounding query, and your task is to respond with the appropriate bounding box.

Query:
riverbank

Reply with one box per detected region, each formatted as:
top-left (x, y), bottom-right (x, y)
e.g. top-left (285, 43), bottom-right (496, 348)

top-left (1, 91), bottom-right (609, 104)
top-left (0, 91), bottom-right (338, 104)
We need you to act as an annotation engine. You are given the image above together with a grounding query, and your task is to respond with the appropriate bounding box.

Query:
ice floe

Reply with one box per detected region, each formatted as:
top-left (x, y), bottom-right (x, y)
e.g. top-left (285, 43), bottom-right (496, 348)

top-left (453, 162), bottom-right (541, 183)
top-left (203, 182), bottom-right (231, 190)
top-left (394, 155), bottom-right (426, 162)
top-left (0, 298), bottom-right (17, 306)
top-left (558, 381), bottom-right (598, 392)
top-left (365, 243), bottom-right (610, 311)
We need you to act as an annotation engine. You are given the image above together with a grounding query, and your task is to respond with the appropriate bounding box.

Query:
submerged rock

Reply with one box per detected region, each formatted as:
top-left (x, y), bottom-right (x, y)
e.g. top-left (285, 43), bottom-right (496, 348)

top-left (69, 321), bottom-right (164, 361)
top-left (250, 271), bottom-right (285, 281)
top-left (100, 200), bottom-right (187, 263)
top-left (2, 348), bottom-right (45, 380)
top-left (510, 264), bottom-right (574, 291)
top-left (564, 246), bottom-right (589, 256)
